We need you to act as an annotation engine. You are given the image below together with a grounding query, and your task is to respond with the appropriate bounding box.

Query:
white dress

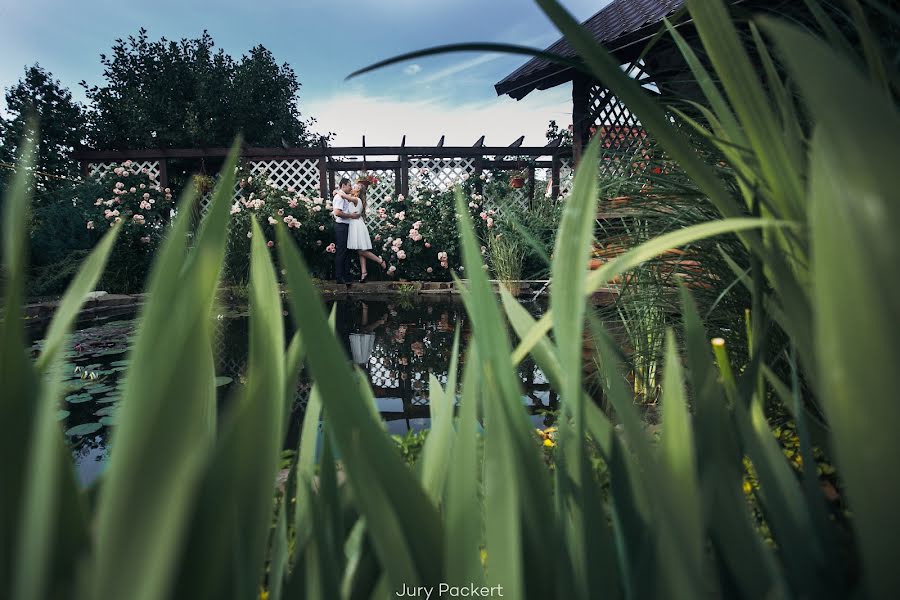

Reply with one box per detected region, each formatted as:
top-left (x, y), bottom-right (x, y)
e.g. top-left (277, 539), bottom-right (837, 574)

top-left (349, 333), bottom-right (375, 365)
top-left (346, 198), bottom-right (372, 250)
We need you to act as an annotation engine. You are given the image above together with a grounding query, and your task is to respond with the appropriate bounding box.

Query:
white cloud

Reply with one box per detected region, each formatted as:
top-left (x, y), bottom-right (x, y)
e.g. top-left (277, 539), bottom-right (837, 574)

top-left (306, 87), bottom-right (573, 147)
top-left (420, 53), bottom-right (501, 84)
top-left (403, 63), bottom-right (422, 76)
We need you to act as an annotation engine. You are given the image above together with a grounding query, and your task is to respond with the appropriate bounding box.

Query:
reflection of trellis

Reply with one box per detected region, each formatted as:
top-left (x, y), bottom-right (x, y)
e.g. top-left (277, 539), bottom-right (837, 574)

top-left (335, 167), bottom-right (396, 213)
top-left (408, 157), bottom-right (475, 197)
top-left (89, 160), bottom-right (160, 182)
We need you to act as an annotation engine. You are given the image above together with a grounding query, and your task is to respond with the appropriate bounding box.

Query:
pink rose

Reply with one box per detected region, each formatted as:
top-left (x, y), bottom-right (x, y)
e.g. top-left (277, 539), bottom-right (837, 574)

top-left (425, 242), bottom-right (431, 248)
top-left (267, 241), bottom-right (274, 248)
top-left (86, 221), bottom-right (94, 230)
top-left (426, 267), bottom-right (433, 273)
top-left (397, 250), bottom-right (407, 260)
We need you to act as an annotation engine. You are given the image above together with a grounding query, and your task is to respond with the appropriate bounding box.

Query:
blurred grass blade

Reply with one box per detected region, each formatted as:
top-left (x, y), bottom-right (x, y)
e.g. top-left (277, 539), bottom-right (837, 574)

top-left (419, 328), bottom-right (460, 504)
top-left (347, 43), bottom-right (586, 80)
top-left (764, 17), bottom-right (900, 597)
top-left (276, 224), bottom-right (444, 590)
top-left (90, 144), bottom-right (239, 600)
top-left (14, 224), bottom-right (121, 600)
top-left (512, 217), bottom-right (786, 366)
top-left (0, 132), bottom-right (39, 592)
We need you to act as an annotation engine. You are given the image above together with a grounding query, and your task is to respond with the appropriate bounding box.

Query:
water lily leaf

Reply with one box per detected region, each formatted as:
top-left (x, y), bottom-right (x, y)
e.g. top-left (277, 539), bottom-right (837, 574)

top-left (94, 406), bottom-right (117, 417)
top-left (97, 395), bottom-right (121, 404)
top-left (56, 410), bottom-right (70, 421)
top-left (110, 360), bottom-right (130, 367)
top-left (66, 393), bottom-right (93, 404)
top-left (65, 423), bottom-right (102, 436)
top-left (99, 417), bottom-right (116, 426)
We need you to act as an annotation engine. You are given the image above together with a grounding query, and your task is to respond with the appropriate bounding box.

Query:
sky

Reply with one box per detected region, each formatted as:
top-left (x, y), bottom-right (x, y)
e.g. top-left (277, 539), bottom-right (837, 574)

top-left (0, 0), bottom-right (612, 146)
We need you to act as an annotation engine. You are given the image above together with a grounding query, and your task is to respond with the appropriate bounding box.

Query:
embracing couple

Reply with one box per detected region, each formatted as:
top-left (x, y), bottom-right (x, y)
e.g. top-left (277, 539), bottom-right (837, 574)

top-left (332, 178), bottom-right (387, 285)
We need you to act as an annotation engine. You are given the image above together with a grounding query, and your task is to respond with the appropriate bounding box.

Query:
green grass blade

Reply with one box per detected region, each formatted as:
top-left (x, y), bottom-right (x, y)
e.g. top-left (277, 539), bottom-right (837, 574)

top-left (0, 132), bottom-right (39, 591)
top-left (512, 217), bottom-right (787, 366)
top-left (443, 345), bottom-right (486, 586)
top-left (13, 222), bottom-right (120, 600)
top-left (685, 0), bottom-right (804, 221)
top-left (90, 145), bottom-right (239, 600)
top-left (347, 42), bottom-right (587, 80)
top-left (35, 223), bottom-right (121, 373)
top-left (764, 18), bottom-right (900, 596)
top-left (276, 224), bottom-right (444, 590)
top-left (656, 329), bottom-right (708, 595)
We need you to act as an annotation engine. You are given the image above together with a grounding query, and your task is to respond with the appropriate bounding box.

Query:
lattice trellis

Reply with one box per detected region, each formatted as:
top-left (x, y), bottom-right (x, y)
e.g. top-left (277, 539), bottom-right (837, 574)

top-left (334, 168), bottom-right (396, 213)
top-left (249, 159), bottom-right (320, 192)
top-left (89, 160), bottom-right (160, 182)
top-left (587, 64), bottom-right (657, 178)
top-left (407, 157), bottom-right (475, 197)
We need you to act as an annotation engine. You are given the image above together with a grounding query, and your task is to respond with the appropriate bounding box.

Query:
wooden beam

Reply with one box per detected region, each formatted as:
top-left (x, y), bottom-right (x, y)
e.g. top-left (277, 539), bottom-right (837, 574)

top-left (472, 135), bottom-right (485, 147)
top-left (73, 145), bottom-right (572, 160)
top-left (544, 137), bottom-right (562, 148)
top-left (436, 135), bottom-right (445, 148)
top-left (509, 136), bottom-right (525, 148)
top-left (400, 134), bottom-right (406, 147)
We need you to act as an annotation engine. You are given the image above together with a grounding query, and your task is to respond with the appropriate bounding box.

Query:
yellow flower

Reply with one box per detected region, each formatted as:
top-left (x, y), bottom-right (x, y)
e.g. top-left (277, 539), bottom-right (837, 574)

top-left (742, 480), bottom-right (752, 495)
top-left (480, 548), bottom-right (488, 566)
top-left (259, 591), bottom-right (269, 600)
top-left (543, 439), bottom-right (556, 448)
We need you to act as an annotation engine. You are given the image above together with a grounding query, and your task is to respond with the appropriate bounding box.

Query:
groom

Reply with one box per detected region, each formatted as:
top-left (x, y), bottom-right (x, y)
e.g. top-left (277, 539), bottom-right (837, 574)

top-left (332, 178), bottom-right (361, 285)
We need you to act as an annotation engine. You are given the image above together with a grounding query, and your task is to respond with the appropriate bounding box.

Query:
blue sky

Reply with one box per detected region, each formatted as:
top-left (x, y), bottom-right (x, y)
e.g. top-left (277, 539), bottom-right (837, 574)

top-left (0, 0), bottom-right (611, 145)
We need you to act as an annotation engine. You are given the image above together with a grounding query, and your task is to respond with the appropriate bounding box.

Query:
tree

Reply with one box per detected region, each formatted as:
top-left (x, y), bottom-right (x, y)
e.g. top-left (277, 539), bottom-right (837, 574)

top-left (81, 29), bottom-right (325, 149)
top-left (0, 64), bottom-right (86, 188)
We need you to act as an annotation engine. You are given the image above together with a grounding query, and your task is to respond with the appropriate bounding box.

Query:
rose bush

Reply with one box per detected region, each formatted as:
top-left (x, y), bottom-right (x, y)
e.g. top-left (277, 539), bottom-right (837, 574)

top-left (224, 165), bottom-right (336, 283)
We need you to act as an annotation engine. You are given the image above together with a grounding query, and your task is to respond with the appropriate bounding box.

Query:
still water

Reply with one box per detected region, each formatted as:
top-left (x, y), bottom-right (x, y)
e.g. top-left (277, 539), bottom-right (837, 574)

top-left (29, 297), bottom-right (555, 487)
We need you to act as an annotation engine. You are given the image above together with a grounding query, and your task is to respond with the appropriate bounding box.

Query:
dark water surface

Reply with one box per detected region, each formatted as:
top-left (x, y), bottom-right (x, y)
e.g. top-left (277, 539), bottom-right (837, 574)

top-left (28, 297), bottom-right (555, 487)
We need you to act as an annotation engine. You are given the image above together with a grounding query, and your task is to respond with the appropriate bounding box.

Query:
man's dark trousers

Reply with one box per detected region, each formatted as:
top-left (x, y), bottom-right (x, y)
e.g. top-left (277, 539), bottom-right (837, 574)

top-left (334, 222), bottom-right (351, 283)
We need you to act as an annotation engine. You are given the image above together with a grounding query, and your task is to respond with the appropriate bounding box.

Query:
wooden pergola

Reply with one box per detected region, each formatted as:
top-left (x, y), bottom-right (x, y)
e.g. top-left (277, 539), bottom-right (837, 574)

top-left (494, 0), bottom-right (799, 166)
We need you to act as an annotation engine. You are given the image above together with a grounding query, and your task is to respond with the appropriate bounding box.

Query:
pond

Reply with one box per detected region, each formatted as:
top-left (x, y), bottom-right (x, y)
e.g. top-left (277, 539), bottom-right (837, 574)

top-left (28, 297), bottom-right (556, 487)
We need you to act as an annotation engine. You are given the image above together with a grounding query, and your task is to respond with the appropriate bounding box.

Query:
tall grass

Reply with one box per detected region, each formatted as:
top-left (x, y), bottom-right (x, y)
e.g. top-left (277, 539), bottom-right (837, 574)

top-left (1, 1), bottom-right (898, 599)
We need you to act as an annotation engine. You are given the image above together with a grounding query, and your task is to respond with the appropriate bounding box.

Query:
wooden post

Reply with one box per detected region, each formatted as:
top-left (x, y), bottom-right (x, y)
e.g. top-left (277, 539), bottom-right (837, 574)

top-left (572, 75), bottom-right (590, 165)
top-left (527, 163), bottom-right (536, 207)
top-left (158, 159), bottom-right (168, 192)
top-left (318, 156), bottom-right (328, 200)
top-left (399, 135), bottom-right (409, 198)
top-left (474, 155), bottom-right (484, 195)
top-left (551, 152), bottom-right (561, 200)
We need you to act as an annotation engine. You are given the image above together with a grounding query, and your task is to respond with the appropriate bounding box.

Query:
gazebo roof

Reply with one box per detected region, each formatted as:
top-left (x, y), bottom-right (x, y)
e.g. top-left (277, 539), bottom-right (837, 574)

top-left (495, 0), bottom-right (686, 100)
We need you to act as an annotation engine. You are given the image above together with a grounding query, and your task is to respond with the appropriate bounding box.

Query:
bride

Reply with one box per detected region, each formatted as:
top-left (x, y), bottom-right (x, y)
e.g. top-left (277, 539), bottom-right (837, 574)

top-left (334, 182), bottom-right (386, 283)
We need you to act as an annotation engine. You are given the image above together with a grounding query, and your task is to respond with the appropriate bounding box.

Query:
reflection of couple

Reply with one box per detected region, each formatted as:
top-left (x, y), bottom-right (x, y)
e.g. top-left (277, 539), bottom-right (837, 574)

top-left (349, 301), bottom-right (387, 367)
top-left (332, 178), bottom-right (386, 284)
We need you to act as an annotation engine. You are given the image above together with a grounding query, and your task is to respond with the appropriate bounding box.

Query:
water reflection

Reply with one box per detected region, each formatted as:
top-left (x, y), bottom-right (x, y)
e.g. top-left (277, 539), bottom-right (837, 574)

top-left (219, 297), bottom-right (556, 441)
top-left (32, 296), bottom-right (554, 486)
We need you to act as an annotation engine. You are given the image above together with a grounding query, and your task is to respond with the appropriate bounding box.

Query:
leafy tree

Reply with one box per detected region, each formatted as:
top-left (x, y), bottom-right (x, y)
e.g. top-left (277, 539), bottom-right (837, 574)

top-left (0, 64), bottom-right (86, 189)
top-left (81, 29), bottom-right (325, 149)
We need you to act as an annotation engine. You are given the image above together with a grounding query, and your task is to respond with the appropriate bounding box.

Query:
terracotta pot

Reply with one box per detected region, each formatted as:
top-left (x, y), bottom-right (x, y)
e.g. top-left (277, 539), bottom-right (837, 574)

top-left (510, 177), bottom-right (525, 189)
top-left (588, 258), bottom-right (604, 270)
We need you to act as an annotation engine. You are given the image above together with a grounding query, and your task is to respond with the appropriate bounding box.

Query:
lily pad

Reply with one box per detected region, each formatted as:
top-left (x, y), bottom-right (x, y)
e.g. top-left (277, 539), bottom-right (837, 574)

top-left (56, 410), bottom-right (70, 421)
top-left (97, 395), bottom-right (121, 403)
top-left (65, 422), bottom-right (102, 436)
top-left (99, 416), bottom-right (116, 426)
top-left (94, 406), bottom-right (117, 417)
top-left (215, 376), bottom-right (234, 387)
top-left (83, 384), bottom-right (114, 395)
top-left (66, 393), bottom-right (94, 404)
top-left (110, 360), bottom-right (131, 367)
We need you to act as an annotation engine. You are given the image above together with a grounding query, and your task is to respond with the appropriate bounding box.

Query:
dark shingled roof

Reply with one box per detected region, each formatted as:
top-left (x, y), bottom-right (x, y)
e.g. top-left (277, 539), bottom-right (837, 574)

top-left (495, 0), bottom-right (686, 100)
